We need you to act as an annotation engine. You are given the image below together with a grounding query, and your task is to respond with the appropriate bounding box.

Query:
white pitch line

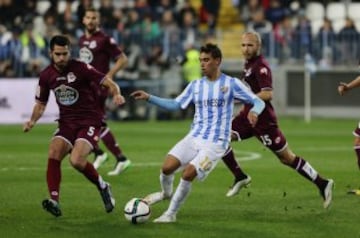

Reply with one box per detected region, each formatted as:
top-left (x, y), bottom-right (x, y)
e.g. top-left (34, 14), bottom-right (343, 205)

top-left (0, 150), bottom-right (262, 172)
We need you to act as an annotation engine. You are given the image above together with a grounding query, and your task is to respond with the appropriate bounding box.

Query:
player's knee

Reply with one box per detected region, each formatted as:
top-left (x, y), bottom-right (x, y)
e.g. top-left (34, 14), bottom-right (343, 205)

top-left (69, 157), bottom-right (86, 171)
top-left (182, 166), bottom-right (196, 181)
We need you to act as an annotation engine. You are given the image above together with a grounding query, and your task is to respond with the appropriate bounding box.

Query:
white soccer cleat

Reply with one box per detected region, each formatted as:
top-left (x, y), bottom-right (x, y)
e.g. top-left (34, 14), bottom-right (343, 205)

top-left (226, 176), bottom-right (252, 197)
top-left (322, 179), bottom-right (334, 209)
top-left (153, 212), bottom-right (176, 223)
top-left (93, 152), bottom-right (108, 170)
top-left (107, 160), bottom-right (131, 176)
top-left (143, 191), bottom-right (171, 205)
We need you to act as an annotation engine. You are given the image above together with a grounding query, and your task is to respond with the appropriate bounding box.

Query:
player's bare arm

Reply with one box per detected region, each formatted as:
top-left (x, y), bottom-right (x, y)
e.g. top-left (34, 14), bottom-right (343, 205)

top-left (23, 102), bottom-right (46, 132)
top-left (102, 77), bottom-right (125, 105)
top-left (338, 76), bottom-right (360, 96)
top-left (130, 90), bottom-right (150, 100)
top-left (106, 53), bottom-right (128, 79)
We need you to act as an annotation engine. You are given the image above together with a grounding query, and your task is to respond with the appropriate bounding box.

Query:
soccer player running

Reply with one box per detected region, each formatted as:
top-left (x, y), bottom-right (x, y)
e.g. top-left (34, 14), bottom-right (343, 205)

top-left (131, 43), bottom-right (265, 223)
top-left (222, 31), bottom-right (334, 209)
top-left (79, 7), bottom-right (131, 175)
top-left (23, 35), bottom-right (125, 217)
top-left (338, 72), bottom-right (360, 195)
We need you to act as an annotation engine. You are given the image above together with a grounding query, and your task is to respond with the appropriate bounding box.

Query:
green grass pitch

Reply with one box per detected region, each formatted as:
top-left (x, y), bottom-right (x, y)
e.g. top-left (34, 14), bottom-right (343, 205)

top-left (1, 117), bottom-right (360, 238)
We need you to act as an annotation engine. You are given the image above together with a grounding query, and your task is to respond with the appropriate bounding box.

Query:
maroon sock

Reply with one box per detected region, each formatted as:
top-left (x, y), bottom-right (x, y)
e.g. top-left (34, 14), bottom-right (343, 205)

top-left (47, 158), bottom-right (61, 202)
top-left (222, 148), bottom-right (248, 180)
top-left (290, 156), bottom-right (327, 189)
top-left (101, 128), bottom-right (123, 159)
top-left (355, 147), bottom-right (360, 169)
top-left (81, 162), bottom-right (101, 190)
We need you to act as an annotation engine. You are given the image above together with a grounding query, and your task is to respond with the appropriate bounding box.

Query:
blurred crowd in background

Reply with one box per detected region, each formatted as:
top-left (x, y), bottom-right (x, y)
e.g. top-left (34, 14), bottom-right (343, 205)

top-left (0, 0), bottom-right (360, 79)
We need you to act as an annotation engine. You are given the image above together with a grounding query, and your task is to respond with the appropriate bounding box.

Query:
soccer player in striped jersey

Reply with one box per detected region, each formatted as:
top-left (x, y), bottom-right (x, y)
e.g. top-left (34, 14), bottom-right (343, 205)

top-left (131, 43), bottom-right (265, 223)
top-left (338, 71), bottom-right (360, 195)
top-left (222, 31), bottom-right (334, 209)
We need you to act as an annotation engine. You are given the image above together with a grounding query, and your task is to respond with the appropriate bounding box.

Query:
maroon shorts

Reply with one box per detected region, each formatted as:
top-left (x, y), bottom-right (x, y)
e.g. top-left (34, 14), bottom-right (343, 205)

top-left (54, 122), bottom-right (101, 150)
top-left (232, 113), bottom-right (287, 152)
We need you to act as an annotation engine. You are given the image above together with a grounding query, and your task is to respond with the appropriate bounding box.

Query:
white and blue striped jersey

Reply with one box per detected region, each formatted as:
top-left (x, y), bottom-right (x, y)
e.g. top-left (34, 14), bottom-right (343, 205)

top-left (175, 73), bottom-right (259, 149)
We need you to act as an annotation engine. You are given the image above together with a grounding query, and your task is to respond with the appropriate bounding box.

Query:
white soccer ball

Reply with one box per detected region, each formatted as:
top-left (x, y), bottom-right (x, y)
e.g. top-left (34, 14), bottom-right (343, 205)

top-left (124, 198), bottom-right (151, 224)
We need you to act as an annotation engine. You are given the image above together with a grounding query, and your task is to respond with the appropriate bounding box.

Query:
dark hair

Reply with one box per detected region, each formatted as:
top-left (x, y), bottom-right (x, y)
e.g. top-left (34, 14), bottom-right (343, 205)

top-left (49, 35), bottom-right (70, 50)
top-left (200, 43), bottom-right (222, 61)
top-left (85, 6), bottom-right (97, 14)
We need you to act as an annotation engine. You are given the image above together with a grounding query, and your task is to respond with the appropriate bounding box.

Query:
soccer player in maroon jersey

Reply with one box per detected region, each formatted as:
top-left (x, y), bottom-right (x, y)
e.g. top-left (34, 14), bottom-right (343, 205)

top-left (222, 31), bottom-right (334, 209)
top-left (23, 35), bottom-right (125, 217)
top-left (78, 7), bottom-right (131, 175)
top-left (338, 70), bottom-right (360, 195)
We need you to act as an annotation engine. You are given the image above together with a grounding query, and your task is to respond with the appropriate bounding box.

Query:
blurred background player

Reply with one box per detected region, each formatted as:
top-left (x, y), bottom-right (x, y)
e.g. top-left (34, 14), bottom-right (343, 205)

top-left (338, 67), bottom-right (360, 195)
top-left (79, 7), bottom-right (131, 176)
top-left (222, 31), bottom-right (334, 209)
top-left (23, 35), bottom-right (125, 216)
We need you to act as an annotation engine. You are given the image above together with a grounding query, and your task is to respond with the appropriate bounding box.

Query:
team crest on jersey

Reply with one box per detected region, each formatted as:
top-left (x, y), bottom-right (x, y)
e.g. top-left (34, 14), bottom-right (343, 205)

top-left (244, 68), bottom-right (252, 77)
top-left (79, 47), bottom-right (93, 64)
top-left (220, 86), bottom-right (229, 93)
top-left (67, 72), bottom-right (76, 83)
top-left (260, 67), bottom-right (268, 75)
top-left (54, 84), bottom-right (79, 106)
top-left (89, 40), bottom-right (97, 49)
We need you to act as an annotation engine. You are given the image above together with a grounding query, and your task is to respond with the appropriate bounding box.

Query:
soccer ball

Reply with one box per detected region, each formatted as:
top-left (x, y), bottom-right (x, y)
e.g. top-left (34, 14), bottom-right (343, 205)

top-left (124, 198), bottom-right (151, 224)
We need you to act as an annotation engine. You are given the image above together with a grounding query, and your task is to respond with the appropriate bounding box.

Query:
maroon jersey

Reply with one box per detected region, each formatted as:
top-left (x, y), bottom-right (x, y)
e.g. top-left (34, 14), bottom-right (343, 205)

top-left (78, 30), bottom-right (122, 74)
top-left (241, 55), bottom-right (278, 129)
top-left (78, 30), bottom-right (122, 115)
top-left (36, 59), bottom-right (105, 126)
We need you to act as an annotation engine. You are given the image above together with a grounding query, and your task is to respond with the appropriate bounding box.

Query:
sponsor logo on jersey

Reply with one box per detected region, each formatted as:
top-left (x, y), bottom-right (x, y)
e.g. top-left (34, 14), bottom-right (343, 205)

top-left (54, 84), bottom-right (79, 106)
top-left (79, 47), bottom-right (93, 64)
top-left (260, 67), bottom-right (268, 75)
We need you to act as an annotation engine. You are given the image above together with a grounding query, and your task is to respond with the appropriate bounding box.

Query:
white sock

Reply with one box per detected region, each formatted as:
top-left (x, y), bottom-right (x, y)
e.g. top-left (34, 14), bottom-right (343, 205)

top-left (98, 175), bottom-right (107, 189)
top-left (160, 172), bottom-right (174, 197)
top-left (166, 178), bottom-right (192, 215)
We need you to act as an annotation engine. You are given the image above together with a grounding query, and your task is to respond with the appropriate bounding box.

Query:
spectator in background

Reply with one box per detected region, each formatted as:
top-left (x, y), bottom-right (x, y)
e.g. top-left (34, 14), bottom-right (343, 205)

top-left (293, 12), bottom-right (312, 60)
top-left (315, 18), bottom-right (336, 68)
top-left (265, 0), bottom-right (289, 26)
top-left (247, 7), bottom-right (272, 57)
top-left (200, 0), bottom-right (220, 36)
top-left (273, 15), bottom-right (295, 63)
top-left (337, 17), bottom-right (360, 65)
top-left (177, 0), bottom-right (198, 28)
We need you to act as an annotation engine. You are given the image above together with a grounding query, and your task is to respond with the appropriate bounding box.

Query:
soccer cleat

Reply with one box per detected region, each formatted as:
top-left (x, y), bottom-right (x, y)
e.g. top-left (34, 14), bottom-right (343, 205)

top-left (320, 179), bottom-right (334, 209)
top-left (93, 152), bottom-right (108, 170)
top-left (143, 191), bottom-right (171, 205)
top-left (42, 199), bottom-right (62, 217)
top-left (226, 176), bottom-right (252, 197)
top-left (99, 183), bottom-right (115, 213)
top-left (347, 189), bottom-right (360, 195)
top-left (153, 212), bottom-right (176, 223)
top-left (107, 159), bottom-right (131, 176)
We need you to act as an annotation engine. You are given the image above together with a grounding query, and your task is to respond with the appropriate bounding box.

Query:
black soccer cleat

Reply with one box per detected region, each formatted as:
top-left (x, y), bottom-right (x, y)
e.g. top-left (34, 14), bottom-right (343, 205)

top-left (42, 199), bottom-right (62, 217)
top-left (99, 183), bottom-right (115, 213)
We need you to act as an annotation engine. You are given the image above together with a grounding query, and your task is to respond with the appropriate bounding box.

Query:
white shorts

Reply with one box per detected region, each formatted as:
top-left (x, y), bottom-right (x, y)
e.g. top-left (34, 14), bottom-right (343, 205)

top-left (168, 134), bottom-right (226, 181)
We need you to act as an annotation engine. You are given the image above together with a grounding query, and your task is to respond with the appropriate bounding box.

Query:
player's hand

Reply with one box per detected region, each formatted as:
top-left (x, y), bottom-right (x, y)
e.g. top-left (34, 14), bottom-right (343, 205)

top-left (130, 90), bottom-right (150, 100)
top-left (338, 82), bottom-right (348, 96)
top-left (23, 120), bottom-right (35, 132)
top-left (113, 94), bottom-right (125, 106)
top-left (247, 112), bottom-right (258, 127)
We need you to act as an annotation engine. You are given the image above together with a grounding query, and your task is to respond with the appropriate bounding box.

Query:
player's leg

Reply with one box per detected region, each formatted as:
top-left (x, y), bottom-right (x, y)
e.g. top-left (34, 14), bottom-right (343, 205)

top-left (144, 136), bottom-right (195, 206)
top-left (348, 126), bottom-right (360, 194)
top-left (42, 136), bottom-right (71, 217)
top-left (93, 146), bottom-right (108, 170)
top-left (71, 127), bottom-right (115, 213)
top-left (154, 140), bottom-right (225, 223)
top-left (143, 155), bottom-right (180, 205)
top-left (100, 126), bottom-right (131, 176)
top-left (222, 115), bottom-right (253, 197)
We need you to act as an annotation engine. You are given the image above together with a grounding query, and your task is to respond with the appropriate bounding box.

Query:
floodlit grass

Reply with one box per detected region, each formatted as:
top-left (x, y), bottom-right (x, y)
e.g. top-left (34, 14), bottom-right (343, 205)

top-left (1, 118), bottom-right (360, 238)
